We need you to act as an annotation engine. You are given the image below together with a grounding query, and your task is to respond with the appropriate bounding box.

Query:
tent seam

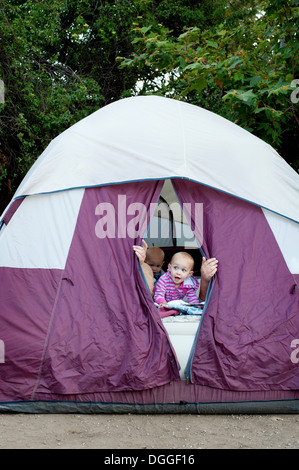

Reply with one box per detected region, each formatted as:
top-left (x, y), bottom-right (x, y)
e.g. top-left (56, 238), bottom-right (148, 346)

top-left (30, 269), bottom-right (65, 400)
top-left (11, 177), bottom-right (299, 225)
top-left (30, 191), bottom-right (85, 399)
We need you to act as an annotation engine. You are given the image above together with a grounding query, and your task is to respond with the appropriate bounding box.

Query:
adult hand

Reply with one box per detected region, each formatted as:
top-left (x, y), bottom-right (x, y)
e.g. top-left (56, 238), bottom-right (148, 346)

top-left (133, 239), bottom-right (148, 264)
top-left (201, 257), bottom-right (218, 281)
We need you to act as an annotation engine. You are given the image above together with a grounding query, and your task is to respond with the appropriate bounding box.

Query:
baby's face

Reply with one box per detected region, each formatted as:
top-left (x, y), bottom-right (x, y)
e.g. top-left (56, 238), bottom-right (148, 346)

top-left (147, 255), bottom-right (164, 275)
top-left (168, 254), bottom-right (193, 287)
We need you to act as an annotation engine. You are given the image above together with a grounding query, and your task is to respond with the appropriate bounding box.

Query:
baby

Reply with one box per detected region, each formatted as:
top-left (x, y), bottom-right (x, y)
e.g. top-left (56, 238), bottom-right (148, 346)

top-left (145, 246), bottom-right (165, 284)
top-left (133, 242), bottom-right (165, 287)
top-left (153, 252), bottom-right (199, 306)
top-left (134, 241), bottom-right (218, 301)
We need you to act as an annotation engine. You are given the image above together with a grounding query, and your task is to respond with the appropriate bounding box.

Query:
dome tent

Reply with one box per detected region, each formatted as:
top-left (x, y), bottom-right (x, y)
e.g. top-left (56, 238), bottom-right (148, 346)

top-left (0, 95), bottom-right (298, 413)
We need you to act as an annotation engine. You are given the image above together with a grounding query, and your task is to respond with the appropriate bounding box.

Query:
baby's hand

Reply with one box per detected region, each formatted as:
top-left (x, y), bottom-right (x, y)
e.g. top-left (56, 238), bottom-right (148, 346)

top-left (201, 257), bottom-right (218, 281)
top-left (159, 302), bottom-right (168, 307)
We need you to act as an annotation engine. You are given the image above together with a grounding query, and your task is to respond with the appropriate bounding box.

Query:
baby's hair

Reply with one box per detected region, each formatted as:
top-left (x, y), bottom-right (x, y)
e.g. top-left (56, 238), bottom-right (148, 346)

top-left (146, 246), bottom-right (165, 261)
top-left (170, 251), bottom-right (195, 270)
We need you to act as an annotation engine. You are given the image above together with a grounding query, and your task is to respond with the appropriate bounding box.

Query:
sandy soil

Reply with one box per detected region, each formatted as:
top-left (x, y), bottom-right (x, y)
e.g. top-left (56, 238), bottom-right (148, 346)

top-left (0, 412), bottom-right (298, 449)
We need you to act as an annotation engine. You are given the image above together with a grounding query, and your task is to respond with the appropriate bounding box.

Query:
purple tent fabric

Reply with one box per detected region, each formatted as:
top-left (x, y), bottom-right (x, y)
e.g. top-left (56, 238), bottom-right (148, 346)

top-left (34, 181), bottom-right (180, 395)
top-left (0, 181), bottom-right (180, 402)
top-left (1, 176), bottom-right (298, 407)
top-left (173, 179), bottom-right (299, 391)
top-left (0, 268), bottom-right (62, 401)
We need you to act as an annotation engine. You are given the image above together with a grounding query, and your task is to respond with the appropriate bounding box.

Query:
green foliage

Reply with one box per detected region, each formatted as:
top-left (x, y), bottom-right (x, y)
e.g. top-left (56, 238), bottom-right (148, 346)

top-left (0, 0), bottom-right (157, 201)
top-left (120, 0), bottom-right (299, 170)
top-left (0, 0), bottom-right (104, 200)
top-left (0, 0), bottom-right (298, 211)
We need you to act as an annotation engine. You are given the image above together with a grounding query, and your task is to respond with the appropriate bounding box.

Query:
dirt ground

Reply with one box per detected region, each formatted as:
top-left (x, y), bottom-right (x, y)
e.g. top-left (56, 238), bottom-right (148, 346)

top-left (0, 412), bottom-right (298, 449)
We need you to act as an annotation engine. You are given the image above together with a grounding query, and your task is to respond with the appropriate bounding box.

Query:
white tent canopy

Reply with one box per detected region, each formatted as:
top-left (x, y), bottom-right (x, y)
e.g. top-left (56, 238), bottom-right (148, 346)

top-left (10, 95), bottom-right (299, 224)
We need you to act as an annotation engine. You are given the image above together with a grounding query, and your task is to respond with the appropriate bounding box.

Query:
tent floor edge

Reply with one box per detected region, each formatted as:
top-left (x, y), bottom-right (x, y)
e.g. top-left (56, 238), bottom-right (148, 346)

top-left (0, 399), bottom-right (298, 414)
